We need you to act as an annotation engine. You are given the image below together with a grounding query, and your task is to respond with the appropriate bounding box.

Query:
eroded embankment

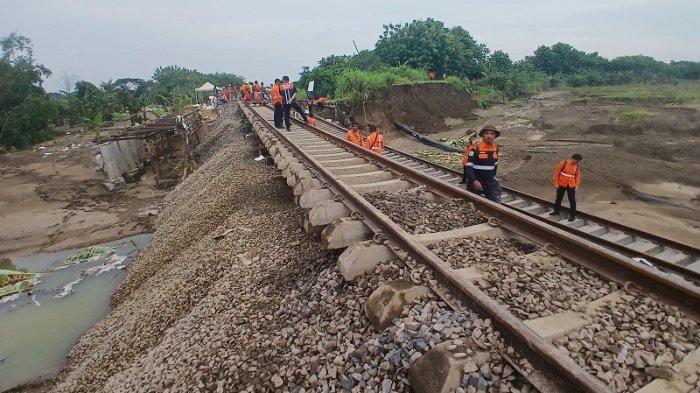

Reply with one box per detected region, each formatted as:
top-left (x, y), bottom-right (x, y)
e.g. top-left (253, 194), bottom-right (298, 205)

top-left (42, 105), bottom-right (326, 392)
top-left (41, 104), bottom-right (490, 393)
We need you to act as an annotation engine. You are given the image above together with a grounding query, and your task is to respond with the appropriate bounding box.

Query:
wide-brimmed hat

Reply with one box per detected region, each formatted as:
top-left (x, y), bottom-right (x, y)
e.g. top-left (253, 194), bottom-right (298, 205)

top-left (479, 124), bottom-right (501, 138)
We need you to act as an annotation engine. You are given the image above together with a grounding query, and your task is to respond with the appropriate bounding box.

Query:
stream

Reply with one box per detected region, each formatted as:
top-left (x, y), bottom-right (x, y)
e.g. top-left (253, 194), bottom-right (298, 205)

top-left (0, 233), bottom-right (152, 392)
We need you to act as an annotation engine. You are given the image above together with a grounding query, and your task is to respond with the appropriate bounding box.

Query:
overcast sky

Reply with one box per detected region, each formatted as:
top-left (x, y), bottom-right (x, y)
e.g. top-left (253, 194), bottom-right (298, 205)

top-left (2, 0), bottom-right (699, 92)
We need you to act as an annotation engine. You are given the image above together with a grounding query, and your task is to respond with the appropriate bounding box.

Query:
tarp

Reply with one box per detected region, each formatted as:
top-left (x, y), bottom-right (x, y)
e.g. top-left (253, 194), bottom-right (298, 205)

top-left (195, 82), bottom-right (216, 92)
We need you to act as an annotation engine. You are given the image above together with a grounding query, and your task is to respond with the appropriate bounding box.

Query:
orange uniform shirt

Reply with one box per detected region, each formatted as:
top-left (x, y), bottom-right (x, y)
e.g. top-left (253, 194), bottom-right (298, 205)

top-left (553, 159), bottom-right (581, 188)
top-left (346, 130), bottom-right (364, 146)
top-left (366, 131), bottom-right (384, 154)
top-left (271, 85), bottom-right (282, 105)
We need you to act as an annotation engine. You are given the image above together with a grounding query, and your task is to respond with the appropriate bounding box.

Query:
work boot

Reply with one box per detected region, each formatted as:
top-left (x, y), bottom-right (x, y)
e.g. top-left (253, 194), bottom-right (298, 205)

top-left (568, 215), bottom-right (576, 221)
top-left (549, 211), bottom-right (560, 216)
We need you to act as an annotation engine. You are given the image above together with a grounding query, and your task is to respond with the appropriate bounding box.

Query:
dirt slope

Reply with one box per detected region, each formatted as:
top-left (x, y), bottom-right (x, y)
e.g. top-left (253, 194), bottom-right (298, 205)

top-left (319, 83), bottom-right (476, 135)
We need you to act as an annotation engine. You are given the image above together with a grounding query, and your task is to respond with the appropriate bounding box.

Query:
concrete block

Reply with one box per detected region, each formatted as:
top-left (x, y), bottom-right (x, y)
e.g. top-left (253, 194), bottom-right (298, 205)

top-left (337, 241), bottom-right (396, 281)
top-left (338, 171), bottom-right (395, 185)
top-left (364, 280), bottom-right (431, 330)
top-left (293, 178), bottom-right (321, 196)
top-left (298, 187), bottom-right (334, 209)
top-left (322, 218), bottom-right (372, 250)
top-left (308, 201), bottom-right (351, 226)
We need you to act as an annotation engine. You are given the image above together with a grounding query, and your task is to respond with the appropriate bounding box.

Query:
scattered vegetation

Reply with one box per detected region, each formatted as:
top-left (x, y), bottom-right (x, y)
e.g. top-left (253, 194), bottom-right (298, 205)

top-left (617, 108), bottom-right (653, 125)
top-left (574, 81), bottom-right (700, 105)
top-left (0, 33), bottom-right (244, 149)
top-left (298, 18), bottom-right (700, 108)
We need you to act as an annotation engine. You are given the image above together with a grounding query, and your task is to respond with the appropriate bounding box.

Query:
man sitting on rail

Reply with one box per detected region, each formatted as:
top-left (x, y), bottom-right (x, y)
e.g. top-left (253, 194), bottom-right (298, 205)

top-left (346, 123), bottom-right (365, 146)
top-left (550, 154), bottom-right (582, 221)
top-left (365, 125), bottom-right (384, 154)
top-left (465, 124), bottom-right (502, 203)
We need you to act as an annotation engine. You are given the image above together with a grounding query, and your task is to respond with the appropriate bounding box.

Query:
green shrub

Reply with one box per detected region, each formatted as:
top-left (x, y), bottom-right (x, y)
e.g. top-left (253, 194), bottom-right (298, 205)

top-left (618, 108), bottom-right (653, 125)
top-left (335, 67), bottom-right (429, 102)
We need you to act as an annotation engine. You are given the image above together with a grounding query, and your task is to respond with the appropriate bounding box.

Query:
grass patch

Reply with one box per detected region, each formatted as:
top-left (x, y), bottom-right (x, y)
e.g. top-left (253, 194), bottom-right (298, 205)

top-left (573, 81), bottom-right (700, 105)
top-left (617, 108), bottom-right (653, 125)
top-left (335, 66), bottom-right (429, 102)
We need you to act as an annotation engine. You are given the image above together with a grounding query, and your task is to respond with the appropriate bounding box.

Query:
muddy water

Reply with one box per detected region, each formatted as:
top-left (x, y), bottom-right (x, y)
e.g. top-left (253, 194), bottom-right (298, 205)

top-left (0, 234), bottom-right (152, 392)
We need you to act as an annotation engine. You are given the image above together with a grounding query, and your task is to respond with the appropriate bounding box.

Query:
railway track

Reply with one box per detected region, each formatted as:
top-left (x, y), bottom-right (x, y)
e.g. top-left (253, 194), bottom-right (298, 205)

top-left (239, 102), bottom-right (700, 393)
top-left (304, 114), bottom-right (700, 282)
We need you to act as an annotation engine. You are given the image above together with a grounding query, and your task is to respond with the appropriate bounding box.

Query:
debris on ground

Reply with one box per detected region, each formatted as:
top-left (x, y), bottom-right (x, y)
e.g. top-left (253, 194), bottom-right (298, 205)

top-left (64, 246), bottom-right (112, 264)
top-left (0, 269), bottom-right (37, 298)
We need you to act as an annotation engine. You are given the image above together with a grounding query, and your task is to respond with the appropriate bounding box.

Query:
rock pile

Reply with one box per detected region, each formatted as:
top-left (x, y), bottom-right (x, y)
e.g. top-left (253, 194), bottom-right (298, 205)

top-left (478, 255), bottom-right (616, 320)
top-left (430, 237), bottom-right (617, 319)
top-left (559, 294), bottom-right (700, 392)
top-left (364, 188), bottom-right (484, 234)
top-left (429, 236), bottom-right (533, 270)
top-left (46, 105), bottom-right (521, 393)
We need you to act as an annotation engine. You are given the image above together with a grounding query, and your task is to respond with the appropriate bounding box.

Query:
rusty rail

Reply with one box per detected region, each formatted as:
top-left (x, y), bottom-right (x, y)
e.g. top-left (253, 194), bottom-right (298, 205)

top-left (242, 102), bottom-right (620, 392)
top-left (308, 115), bottom-right (700, 282)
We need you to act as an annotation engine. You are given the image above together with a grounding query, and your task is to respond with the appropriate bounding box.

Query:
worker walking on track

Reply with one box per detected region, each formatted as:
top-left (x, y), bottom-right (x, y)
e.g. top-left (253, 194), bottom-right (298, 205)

top-left (280, 76), bottom-right (308, 131)
top-left (550, 154), bottom-right (582, 221)
top-left (366, 125), bottom-right (384, 154)
top-left (271, 79), bottom-right (283, 128)
top-left (464, 124), bottom-right (502, 203)
top-left (346, 123), bottom-right (365, 146)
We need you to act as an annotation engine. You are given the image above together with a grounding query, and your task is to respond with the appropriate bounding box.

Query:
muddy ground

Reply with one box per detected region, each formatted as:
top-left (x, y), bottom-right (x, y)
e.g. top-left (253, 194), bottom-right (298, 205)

top-left (388, 89), bottom-right (700, 246)
top-left (0, 129), bottom-right (167, 257)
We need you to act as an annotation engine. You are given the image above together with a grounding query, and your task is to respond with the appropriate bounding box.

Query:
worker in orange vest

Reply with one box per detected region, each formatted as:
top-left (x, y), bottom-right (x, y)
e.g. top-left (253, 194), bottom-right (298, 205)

top-left (550, 154), bottom-right (582, 221)
top-left (271, 79), bottom-right (283, 128)
top-left (279, 76), bottom-right (308, 130)
top-left (346, 123), bottom-right (365, 146)
top-left (366, 125), bottom-right (384, 154)
top-left (464, 124), bottom-right (501, 203)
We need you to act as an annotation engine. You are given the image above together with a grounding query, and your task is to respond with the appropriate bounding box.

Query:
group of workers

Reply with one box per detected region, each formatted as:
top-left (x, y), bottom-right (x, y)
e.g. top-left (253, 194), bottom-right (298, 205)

top-left (458, 124), bottom-right (582, 220)
top-left (236, 78), bottom-right (581, 219)
top-left (345, 123), bottom-right (385, 154)
top-left (239, 81), bottom-right (269, 104)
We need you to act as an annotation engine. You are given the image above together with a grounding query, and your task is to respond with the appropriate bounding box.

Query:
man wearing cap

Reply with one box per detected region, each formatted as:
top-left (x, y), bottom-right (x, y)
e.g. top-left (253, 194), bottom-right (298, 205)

top-left (464, 124), bottom-right (502, 203)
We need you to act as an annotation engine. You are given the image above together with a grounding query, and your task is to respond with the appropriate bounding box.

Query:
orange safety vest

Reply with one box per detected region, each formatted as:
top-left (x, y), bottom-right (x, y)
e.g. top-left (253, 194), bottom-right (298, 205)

top-left (346, 130), bottom-right (364, 146)
top-left (553, 159), bottom-right (580, 188)
top-left (271, 85), bottom-right (282, 105)
top-left (366, 131), bottom-right (384, 154)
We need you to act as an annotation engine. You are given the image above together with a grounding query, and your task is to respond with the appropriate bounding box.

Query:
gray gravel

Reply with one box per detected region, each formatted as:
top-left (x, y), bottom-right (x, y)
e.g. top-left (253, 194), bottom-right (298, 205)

top-left (558, 293), bottom-right (700, 393)
top-left (430, 237), bottom-right (617, 319)
top-left (365, 187), bottom-right (485, 234)
top-left (45, 106), bottom-right (524, 392)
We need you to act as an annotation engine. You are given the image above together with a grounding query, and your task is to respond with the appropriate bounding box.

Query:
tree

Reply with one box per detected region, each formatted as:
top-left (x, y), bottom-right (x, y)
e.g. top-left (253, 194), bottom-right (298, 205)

top-left (528, 43), bottom-right (607, 75)
top-left (60, 71), bottom-right (79, 94)
top-left (375, 19), bottom-right (488, 79)
top-left (112, 78), bottom-right (154, 125)
top-left (486, 50), bottom-right (512, 72)
top-left (0, 33), bottom-right (54, 148)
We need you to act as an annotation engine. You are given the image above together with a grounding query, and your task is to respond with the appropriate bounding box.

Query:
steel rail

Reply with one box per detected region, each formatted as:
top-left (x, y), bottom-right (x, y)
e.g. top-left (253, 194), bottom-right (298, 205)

top-left (242, 102), bottom-right (613, 393)
top-left (266, 105), bottom-right (700, 320)
top-left (307, 115), bottom-right (700, 282)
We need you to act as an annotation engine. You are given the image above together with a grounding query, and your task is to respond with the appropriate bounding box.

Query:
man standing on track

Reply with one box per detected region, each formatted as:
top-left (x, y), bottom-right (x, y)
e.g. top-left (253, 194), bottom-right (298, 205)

top-left (280, 76), bottom-right (308, 131)
top-left (271, 79), bottom-right (283, 128)
top-left (550, 154), bottom-right (582, 221)
top-left (366, 125), bottom-right (384, 154)
top-left (464, 124), bottom-right (502, 203)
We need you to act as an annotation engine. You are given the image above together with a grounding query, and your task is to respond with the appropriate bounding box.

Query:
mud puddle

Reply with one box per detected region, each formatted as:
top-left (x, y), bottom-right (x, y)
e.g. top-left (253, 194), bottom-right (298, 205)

top-left (0, 233), bottom-right (152, 392)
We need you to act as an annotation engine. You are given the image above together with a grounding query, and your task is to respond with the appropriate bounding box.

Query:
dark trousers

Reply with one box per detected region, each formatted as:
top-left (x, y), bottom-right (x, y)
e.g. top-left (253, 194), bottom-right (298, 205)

top-left (273, 103), bottom-right (283, 127)
top-left (467, 178), bottom-right (501, 203)
top-left (554, 186), bottom-right (576, 217)
top-left (283, 102), bottom-right (308, 130)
